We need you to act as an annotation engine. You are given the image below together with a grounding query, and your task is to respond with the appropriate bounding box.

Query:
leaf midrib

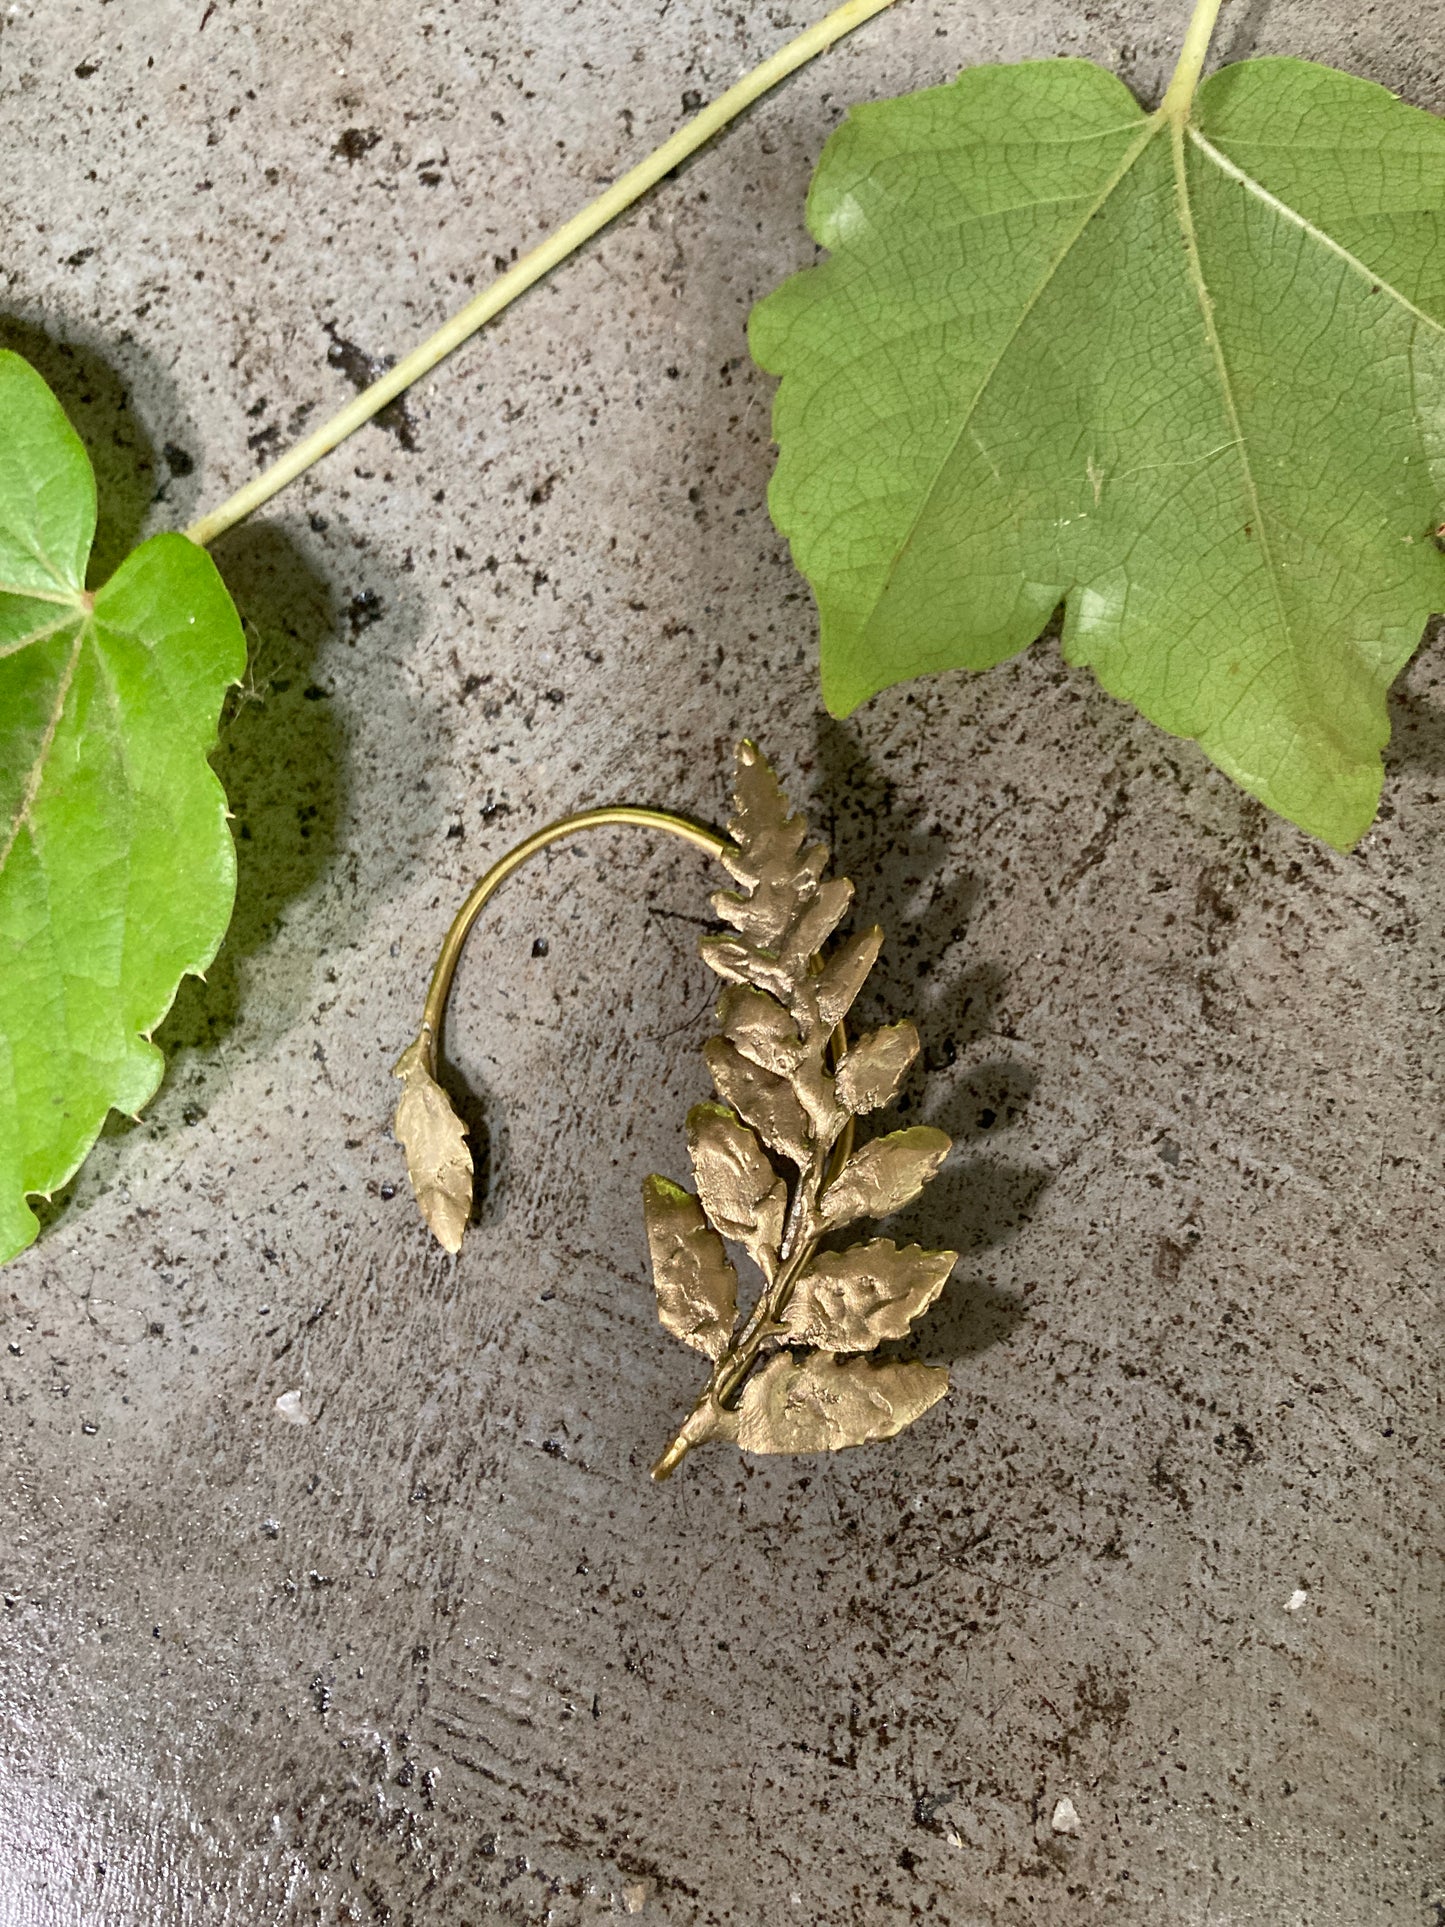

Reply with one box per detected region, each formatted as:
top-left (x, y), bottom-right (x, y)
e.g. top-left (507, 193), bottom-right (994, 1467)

top-left (0, 611), bottom-right (80, 661)
top-left (857, 109), bottom-right (1163, 641)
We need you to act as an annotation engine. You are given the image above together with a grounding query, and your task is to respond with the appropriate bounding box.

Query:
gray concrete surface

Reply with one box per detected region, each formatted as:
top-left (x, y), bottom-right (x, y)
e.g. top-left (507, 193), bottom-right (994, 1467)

top-left (2, 1), bottom-right (1442, 1920)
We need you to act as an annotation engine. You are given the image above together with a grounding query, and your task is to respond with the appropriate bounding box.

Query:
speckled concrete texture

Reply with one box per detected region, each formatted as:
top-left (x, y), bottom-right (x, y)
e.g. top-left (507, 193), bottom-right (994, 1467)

top-left (1, 2), bottom-right (1442, 1921)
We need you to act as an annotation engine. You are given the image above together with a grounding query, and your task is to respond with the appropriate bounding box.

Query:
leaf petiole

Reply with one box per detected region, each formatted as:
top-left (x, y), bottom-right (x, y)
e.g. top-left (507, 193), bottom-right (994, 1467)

top-left (1159, 0), bottom-right (1227, 121)
top-left (184, 0), bottom-right (899, 549)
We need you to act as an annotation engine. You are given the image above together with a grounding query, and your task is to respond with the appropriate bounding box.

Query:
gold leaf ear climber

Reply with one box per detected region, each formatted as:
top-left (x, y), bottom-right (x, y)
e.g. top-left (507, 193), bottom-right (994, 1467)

top-left (394, 741), bottom-right (956, 1480)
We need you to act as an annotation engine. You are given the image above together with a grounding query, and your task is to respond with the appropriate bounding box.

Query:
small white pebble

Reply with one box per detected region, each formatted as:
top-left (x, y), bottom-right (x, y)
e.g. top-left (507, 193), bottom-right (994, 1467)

top-left (275, 1389), bottom-right (311, 1425)
top-left (1285, 1588), bottom-right (1309, 1613)
top-left (621, 1879), bottom-right (651, 1915)
top-left (1051, 1796), bottom-right (1082, 1837)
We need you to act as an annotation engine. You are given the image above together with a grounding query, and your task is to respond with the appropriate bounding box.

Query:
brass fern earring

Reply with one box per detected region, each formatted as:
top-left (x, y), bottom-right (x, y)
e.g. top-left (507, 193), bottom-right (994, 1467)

top-left (394, 741), bottom-right (957, 1481)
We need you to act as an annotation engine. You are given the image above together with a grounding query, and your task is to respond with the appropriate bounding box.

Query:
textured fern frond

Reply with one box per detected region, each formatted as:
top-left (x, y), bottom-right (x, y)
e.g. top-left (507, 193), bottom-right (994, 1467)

top-left (646, 741), bottom-right (955, 1478)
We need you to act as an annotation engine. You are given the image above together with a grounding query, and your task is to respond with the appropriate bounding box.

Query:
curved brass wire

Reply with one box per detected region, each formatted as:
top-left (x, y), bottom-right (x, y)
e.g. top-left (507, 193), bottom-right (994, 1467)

top-left (420, 807), bottom-right (728, 1057)
top-left (416, 803), bottom-right (853, 1167)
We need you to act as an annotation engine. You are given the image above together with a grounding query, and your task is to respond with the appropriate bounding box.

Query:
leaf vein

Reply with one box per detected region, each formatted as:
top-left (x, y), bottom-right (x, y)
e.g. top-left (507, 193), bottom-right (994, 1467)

top-left (0, 581), bottom-right (80, 607)
top-left (1189, 126), bottom-right (1445, 341)
top-left (0, 623), bottom-right (86, 875)
top-left (0, 612), bottom-right (81, 660)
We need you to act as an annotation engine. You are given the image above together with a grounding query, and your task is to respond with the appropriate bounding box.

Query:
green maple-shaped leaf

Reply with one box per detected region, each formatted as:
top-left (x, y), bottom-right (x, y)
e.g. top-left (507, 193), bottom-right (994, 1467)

top-left (0, 351), bottom-right (245, 1261)
top-left (752, 53), bottom-right (1445, 848)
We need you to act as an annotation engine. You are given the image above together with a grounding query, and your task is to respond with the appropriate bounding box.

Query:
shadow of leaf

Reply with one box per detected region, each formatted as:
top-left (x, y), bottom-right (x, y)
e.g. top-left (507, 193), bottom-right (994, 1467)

top-left (159, 521), bottom-right (345, 1062)
top-left (883, 1155), bottom-right (1047, 1368)
top-left (0, 311), bottom-right (198, 580)
top-left (937, 1060), bottom-right (1037, 1141)
top-left (1213, 0), bottom-right (1274, 67)
top-left (1386, 639), bottom-right (1445, 777)
top-left (809, 717), bottom-right (987, 1061)
top-left (803, 717), bottom-right (1048, 1366)
top-left (888, 1154), bottom-right (1052, 1260)
top-left (905, 1273), bottom-right (1029, 1363)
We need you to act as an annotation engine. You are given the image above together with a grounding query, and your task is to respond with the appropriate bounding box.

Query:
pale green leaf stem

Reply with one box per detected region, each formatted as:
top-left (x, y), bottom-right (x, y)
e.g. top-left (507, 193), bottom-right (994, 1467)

top-left (185, 0), bottom-right (900, 547)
